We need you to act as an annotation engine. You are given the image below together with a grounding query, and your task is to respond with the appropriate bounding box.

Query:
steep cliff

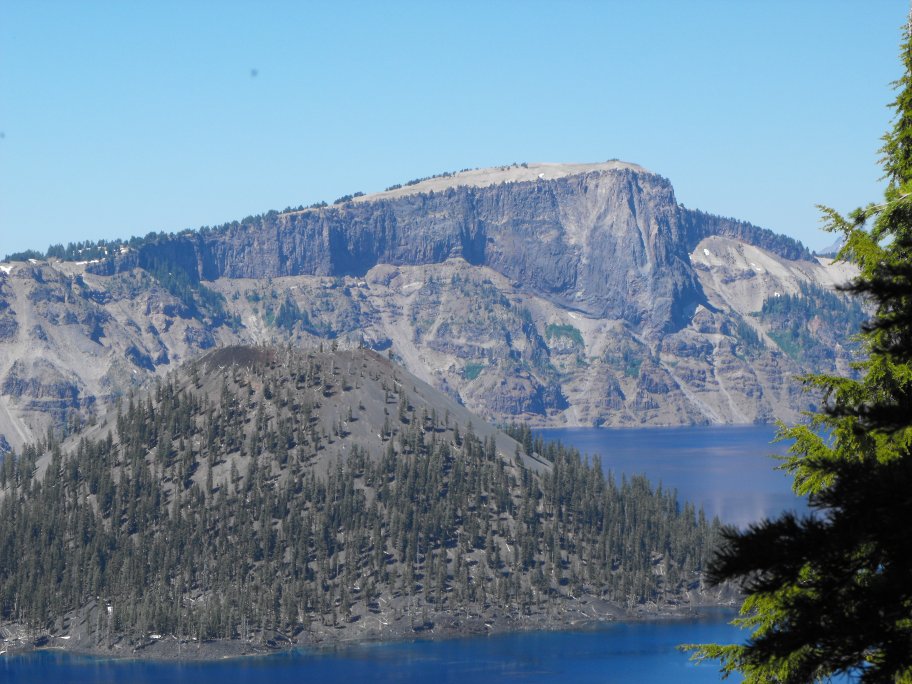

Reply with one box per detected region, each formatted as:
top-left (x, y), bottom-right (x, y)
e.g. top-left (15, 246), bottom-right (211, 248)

top-left (94, 164), bottom-right (807, 337)
top-left (0, 162), bottom-right (857, 449)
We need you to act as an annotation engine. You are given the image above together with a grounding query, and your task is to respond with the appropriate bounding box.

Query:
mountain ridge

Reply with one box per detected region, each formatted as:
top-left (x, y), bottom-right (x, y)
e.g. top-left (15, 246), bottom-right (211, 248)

top-left (0, 162), bottom-right (857, 451)
top-left (84, 164), bottom-right (811, 332)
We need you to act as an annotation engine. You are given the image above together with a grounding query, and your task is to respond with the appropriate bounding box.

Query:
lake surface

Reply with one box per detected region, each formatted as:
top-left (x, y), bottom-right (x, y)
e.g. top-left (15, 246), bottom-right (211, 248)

top-left (538, 425), bottom-right (804, 528)
top-left (4, 425), bottom-right (794, 682)
top-left (1, 613), bottom-right (742, 683)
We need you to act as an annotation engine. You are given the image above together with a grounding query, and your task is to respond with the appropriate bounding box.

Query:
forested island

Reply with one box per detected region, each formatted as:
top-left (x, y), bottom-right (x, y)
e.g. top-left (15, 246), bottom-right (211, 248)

top-left (0, 346), bottom-right (724, 659)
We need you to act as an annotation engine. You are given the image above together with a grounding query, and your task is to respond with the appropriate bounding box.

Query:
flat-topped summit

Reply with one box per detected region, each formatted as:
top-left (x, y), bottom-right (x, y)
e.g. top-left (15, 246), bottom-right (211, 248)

top-left (0, 159), bottom-right (852, 453)
top-left (351, 160), bottom-right (651, 204)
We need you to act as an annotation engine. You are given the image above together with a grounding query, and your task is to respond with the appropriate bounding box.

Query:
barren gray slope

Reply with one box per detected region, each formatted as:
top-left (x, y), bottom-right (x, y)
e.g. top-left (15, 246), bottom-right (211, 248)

top-left (0, 163), bottom-right (855, 451)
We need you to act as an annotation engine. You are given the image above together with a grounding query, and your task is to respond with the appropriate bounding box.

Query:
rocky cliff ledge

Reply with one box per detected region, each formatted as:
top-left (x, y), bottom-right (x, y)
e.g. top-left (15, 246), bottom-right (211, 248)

top-left (0, 162), bottom-right (854, 448)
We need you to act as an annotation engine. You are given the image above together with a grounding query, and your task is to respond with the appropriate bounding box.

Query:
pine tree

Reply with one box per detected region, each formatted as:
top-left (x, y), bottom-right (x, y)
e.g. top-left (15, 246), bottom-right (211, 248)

top-left (689, 16), bottom-right (912, 684)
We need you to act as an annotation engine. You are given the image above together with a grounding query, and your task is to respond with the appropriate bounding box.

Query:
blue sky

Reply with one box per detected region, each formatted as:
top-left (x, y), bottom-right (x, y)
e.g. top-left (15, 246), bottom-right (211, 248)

top-left (0, 1), bottom-right (903, 257)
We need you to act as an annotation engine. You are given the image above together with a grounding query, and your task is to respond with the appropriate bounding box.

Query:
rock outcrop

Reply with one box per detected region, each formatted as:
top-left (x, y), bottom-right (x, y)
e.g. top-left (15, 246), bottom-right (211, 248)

top-left (0, 162), bottom-right (859, 449)
top-left (92, 165), bottom-right (808, 338)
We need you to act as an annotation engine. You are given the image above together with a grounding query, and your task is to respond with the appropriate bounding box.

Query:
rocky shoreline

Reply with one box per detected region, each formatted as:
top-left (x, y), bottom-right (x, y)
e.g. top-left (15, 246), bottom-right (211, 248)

top-left (0, 596), bottom-right (737, 662)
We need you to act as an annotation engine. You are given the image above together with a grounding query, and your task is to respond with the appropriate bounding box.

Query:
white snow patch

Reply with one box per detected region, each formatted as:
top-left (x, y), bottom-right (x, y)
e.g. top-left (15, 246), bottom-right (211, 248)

top-left (0, 265), bottom-right (11, 274)
top-left (703, 248), bottom-right (712, 257)
top-left (402, 281), bottom-right (422, 290)
top-left (58, 635), bottom-right (71, 640)
top-left (568, 312), bottom-right (580, 320)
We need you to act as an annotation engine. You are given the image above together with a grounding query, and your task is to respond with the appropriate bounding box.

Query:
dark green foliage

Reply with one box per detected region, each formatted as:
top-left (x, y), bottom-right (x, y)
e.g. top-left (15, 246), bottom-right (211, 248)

top-left (5, 241), bottom-right (115, 263)
top-left (141, 254), bottom-right (233, 327)
top-left (690, 18), bottom-right (912, 682)
top-left (603, 338), bottom-right (646, 378)
top-left (705, 454), bottom-right (912, 683)
top-left (687, 208), bottom-right (813, 261)
top-left (759, 281), bottom-right (866, 370)
top-left (332, 192), bottom-right (365, 204)
top-left (6, 235), bottom-right (165, 264)
top-left (732, 316), bottom-right (764, 357)
top-left (258, 288), bottom-right (343, 338)
top-left (2, 249), bottom-right (44, 262)
top-left (463, 363), bottom-right (484, 380)
top-left (45, 240), bottom-right (117, 262)
top-left (404, 170), bottom-right (456, 187)
top-left (545, 323), bottom-right (584, 347)
top-left (272, 296), bottom-right (311, 332)
top-left (0, 349), bottom-right (719, 643)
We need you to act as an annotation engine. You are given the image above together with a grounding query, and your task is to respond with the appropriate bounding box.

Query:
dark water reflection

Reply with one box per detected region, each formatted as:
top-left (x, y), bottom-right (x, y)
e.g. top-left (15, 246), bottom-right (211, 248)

top-left (536, 425), bottom-right (806, 528)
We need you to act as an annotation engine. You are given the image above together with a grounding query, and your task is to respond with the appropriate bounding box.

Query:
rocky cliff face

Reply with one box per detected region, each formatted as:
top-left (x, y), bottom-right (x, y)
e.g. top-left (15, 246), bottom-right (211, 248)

top-left (96, 166), bottom-right (807, 337)
top-left (0, 162), bottom-right (858, 450)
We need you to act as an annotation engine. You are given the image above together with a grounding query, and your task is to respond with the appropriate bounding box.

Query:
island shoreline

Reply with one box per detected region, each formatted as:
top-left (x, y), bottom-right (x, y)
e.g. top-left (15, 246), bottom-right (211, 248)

top-left (1, 600), bottom-right (738, 663)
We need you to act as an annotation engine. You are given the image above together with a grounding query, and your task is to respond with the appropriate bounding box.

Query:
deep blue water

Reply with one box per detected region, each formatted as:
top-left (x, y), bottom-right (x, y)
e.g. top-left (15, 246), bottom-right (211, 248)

top-left (1, 613), bottom-right (741, 683)
top-left (3, 425), bottom-right (793, 682)
top-left (537, 425), bottom-right (804, 528)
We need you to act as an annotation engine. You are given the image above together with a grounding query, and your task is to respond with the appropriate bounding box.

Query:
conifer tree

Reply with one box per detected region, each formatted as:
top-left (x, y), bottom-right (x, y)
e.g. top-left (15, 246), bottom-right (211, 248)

top-left (690, 15), bottom-right (912, 684)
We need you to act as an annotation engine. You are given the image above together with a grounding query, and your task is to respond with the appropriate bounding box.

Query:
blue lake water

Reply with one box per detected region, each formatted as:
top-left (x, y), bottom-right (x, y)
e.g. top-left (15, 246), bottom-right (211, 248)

top-left (1, 613), bottom-right (741, 683)
top-left (3, 425), bottom-right (798, 682)
top-left (537, 425), bottom-right (804, 528)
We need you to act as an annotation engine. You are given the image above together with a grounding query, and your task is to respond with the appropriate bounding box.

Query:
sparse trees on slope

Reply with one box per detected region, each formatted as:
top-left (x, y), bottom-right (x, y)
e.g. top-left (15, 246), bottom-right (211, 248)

top-left (0, 350), bottom-right (720, 643)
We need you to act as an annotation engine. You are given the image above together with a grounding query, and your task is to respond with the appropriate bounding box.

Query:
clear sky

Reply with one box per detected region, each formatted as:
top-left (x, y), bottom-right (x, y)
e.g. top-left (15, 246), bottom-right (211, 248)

top-left (0, 1), bottom-right (904, 258)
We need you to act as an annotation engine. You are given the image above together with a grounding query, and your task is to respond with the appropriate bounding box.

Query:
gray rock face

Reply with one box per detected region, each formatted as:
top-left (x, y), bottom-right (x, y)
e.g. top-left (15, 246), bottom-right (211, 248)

top-left (1, 358), bottom-right (91, 432)
top-left (94, 168), bottom-right (808, 339)
top-left (1, 163), bottom-right (853, 449)
top-left (2, 359), bottom-right (80, 403)
top-left (0, 274), bottom-right (18, 342)
top-left (0, 315), bottom-right (16, 342)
